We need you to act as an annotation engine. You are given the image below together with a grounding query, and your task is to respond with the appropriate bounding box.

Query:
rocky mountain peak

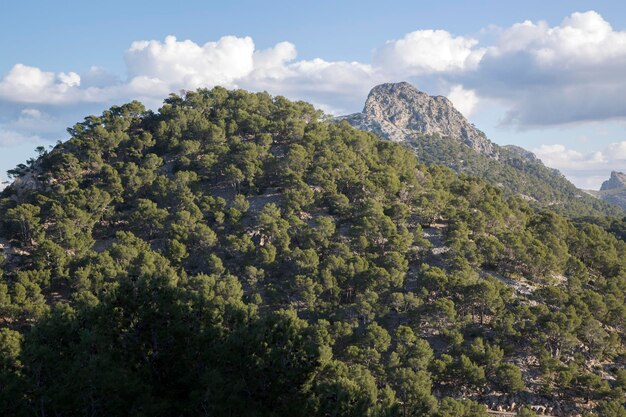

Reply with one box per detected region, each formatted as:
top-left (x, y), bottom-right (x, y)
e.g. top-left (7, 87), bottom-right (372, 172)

top-left (600, 171), bottom-right (626, 191)
top-left (362, 82), bottom-right (433, 118)
top-left (340, 82), bottom-right (496, 156)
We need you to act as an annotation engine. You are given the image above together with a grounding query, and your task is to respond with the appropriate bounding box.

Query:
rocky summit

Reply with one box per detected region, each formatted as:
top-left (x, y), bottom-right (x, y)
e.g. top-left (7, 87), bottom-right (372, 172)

top-left (339, 82), bottom-right (496, 155)
top-left (600, 171), bottom-right (626, 191)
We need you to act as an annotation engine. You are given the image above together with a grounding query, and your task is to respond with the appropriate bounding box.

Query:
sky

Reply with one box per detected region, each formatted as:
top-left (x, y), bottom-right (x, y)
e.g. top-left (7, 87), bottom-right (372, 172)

top-left (1, 0), bottom-right (626, 189)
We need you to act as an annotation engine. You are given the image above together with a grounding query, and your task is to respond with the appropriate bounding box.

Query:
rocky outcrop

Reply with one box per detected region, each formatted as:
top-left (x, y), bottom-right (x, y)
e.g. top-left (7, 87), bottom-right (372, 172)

top-left (339, 82), bottom-right (496, 156)
top-left (9, 171), bottom-right (47, 200)
top-left (600, 171), bottom-right (626, 191)
top-left (592, 171), bottom-right (626, 210)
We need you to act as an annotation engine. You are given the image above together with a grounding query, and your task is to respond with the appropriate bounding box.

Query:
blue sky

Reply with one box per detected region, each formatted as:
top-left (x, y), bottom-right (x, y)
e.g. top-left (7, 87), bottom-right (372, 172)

top-left (2, 0), bottom-right (626, 189)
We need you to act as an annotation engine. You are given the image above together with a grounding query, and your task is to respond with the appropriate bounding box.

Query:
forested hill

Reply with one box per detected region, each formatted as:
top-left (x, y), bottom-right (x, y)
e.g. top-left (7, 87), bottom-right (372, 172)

top-left (0, 88), bottom-right (625, 416)
top-left (341, 82), bottom-right (624, 218)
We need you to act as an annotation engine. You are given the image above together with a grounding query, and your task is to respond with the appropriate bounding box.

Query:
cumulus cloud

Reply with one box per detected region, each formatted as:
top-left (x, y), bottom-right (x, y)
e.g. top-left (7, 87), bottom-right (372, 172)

top-left (0, 64), bottom-right (120, 105)
top-left (374, 30), bottom-right (485, 74)
top-left (0, 64), bottom-right (83, 104)
top-left (250, 41), bottom-right (298, 79)
top-left (2, 10), bottom-right (626, 128)
top-left (125, 35), bottom-right (256, 90)
top-left (446, 85), bottom-right (479, 118)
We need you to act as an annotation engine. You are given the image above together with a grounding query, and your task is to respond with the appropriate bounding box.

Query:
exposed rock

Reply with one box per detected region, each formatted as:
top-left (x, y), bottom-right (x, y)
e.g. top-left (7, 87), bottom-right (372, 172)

top-left (339, 82), bottom-right (496, 156)
top-left (10, 171), bottom-right (42, 195)
top-left (589, 171), bottom-right (626, 210)
top-left (4, 165), bottom-right (53, 201)
top-left (600, 171), bottom-right (626, 191)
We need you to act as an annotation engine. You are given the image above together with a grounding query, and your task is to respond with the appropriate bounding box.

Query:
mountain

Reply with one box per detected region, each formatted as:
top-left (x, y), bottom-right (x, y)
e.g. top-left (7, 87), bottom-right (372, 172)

top-left (0, 88), bottom-right (625, 416)
top-left (587, 171), bottom-right (626, 210)
top-left (601, 171), bottom-right (626, 191)
top-left (340, 82), bottom-right (624, 218)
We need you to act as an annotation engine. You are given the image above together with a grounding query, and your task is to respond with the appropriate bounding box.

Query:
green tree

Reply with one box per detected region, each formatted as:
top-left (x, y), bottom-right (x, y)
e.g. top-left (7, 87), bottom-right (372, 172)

top-left (5, 203), bottom-right (44, 245)
top-left (495, 363), bottom-right (525, 393)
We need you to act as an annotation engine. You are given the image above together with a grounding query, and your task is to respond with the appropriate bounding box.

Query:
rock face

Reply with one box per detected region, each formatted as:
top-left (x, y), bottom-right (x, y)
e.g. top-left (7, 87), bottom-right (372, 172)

top-left (339, 82), bottom-right (496, 156)
top-left (600, 171), bottom-right (626, 191)
top-left (594, 171), bottom-right (626, 210)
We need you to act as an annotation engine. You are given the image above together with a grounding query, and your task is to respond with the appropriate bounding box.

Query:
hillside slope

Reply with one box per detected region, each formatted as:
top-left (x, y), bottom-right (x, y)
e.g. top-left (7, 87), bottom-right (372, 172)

top-left (340, 82), bottom-right (624, 218)
top-left (0, 88), bottom-right (625, 416)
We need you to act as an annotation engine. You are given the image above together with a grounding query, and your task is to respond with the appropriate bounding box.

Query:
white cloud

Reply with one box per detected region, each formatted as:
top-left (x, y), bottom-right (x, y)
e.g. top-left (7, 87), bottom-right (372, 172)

top-left (241, 57), bottom-right (380, 116)
top-left (125, 35), bottom-right (256, 90)
top-left (122, 35), bottom-right (382, 112)
top-left (446, 85), bottom-right (479, 118)
top-left (0, 64), bottom-right (72, 103)
top-left (0, 36), bottom-right (379, 114)
top-left (250, 41), bottom-right (297, 80)
top-left (11, 108), bottom-right (64, 134)
top-left (0, 64), bottom-right (110, 104)
top-left (58, 72), bottom-right (81, 87)
top-left (248, 57), bottom-right (376, 94)
top-left (373, 30), bottom-right (485, 74)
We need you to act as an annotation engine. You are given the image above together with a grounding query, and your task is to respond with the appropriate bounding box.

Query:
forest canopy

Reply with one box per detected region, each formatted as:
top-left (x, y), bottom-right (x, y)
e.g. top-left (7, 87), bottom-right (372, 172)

top-left (0, 88), bottom-right (624, 416)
